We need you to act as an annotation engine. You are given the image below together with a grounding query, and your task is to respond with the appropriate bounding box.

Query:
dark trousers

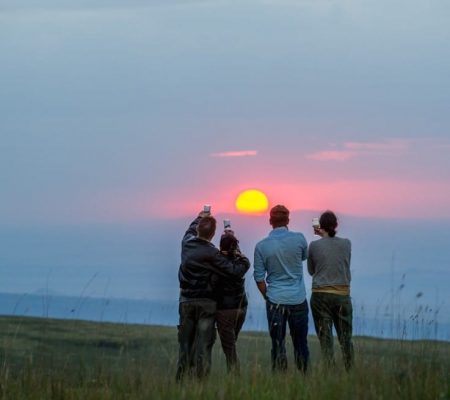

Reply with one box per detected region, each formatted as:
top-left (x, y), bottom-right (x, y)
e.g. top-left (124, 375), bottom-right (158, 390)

top-left (175, 300), bottom-right (216, 381)
top-left (216, 307), bottom-right (247, 373)
top-left (266, 300), bottom-right (309, 373)
top-left (310, 292), bottom-right (354, 370)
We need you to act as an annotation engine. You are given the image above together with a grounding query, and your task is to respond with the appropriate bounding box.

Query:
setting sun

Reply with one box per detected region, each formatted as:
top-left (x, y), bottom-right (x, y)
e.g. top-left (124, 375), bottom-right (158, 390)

top-left (235, 189), bottom-right (269, 214)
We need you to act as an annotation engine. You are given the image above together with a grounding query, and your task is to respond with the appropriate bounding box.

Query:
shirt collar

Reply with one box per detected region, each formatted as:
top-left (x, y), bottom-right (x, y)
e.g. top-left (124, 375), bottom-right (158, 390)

top-left (269, 226), bottom-right (289, 235)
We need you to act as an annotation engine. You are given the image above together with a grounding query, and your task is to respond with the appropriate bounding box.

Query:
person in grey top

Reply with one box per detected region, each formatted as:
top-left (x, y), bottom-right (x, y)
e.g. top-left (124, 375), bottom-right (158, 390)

top-left (307, 210), bottom-right (354, 370)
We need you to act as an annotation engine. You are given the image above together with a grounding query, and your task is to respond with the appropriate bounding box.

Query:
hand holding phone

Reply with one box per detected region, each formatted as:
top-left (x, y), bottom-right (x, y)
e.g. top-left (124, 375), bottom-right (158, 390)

top-left (312, 217), bottom-right (321, 236)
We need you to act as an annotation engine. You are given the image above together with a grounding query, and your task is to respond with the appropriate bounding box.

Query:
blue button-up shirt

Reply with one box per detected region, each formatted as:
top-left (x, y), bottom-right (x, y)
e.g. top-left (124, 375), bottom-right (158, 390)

top-left (254, 227), bottom-right (308, 305)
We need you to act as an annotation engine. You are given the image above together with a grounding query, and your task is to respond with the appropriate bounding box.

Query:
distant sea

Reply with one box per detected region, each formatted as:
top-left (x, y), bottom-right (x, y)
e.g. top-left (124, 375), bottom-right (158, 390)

top-left (1, 292), bottom-right (448, 342)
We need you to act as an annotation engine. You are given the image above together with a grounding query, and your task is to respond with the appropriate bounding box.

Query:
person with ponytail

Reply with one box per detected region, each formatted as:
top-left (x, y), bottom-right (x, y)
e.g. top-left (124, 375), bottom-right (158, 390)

top-left (307, 210), bottom-right (354, 370)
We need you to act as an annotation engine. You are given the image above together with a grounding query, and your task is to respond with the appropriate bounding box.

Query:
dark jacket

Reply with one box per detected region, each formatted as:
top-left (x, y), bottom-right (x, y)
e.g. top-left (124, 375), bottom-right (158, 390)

top-left (178, 217), bottom-right (250, 301)
top-left (215, 254), bottom-right (248, 310)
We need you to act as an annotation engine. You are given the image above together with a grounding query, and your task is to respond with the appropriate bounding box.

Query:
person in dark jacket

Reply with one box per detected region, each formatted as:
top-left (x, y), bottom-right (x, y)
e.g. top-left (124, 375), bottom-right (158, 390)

top-left (215, 232), bottom-right (248, 374)
top-left (176, 211), bottom-right (250, 381)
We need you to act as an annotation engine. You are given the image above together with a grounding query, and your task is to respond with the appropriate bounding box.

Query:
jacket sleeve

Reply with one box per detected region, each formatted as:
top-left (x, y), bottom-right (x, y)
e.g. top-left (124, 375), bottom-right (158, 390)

top-left (210, 250), bottom-right (250, 278)
top-left (181, 217), bottom-right (201, 247)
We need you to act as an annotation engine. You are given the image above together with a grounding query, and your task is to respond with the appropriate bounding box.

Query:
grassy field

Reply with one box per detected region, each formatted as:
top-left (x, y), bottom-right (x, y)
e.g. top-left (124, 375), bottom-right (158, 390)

top-left (0, 316), bottom-right (449, 399)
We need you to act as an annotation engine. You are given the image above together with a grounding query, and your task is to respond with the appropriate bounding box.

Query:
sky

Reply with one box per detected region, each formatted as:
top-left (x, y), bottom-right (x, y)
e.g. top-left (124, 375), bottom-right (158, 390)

top-left (1, 0), bottom-right (450, 224)
top-left (1, 0), bottom-right (450, 334)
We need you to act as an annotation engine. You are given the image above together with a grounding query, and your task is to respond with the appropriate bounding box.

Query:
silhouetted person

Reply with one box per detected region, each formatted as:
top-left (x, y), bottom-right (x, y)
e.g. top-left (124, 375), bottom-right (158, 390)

top-left (308, 210), bottom-right (354, 370)
top-left (215, 232), bottom-right (248, 374)
top-left (254, 205), bottom-right (310, 373)
top-left (176, 210), bottom-right (250, 381)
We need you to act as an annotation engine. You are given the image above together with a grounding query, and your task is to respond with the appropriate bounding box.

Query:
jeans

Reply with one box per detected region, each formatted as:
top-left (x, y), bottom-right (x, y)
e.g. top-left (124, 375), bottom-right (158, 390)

top-left (216, 307), bottom-right (247, 373)
top-left (266, 300), bottom-right (309, 372)
top-left (176, 300), bottom-right (216, 381)
top-left (310, 292), bottom-right (354, 370)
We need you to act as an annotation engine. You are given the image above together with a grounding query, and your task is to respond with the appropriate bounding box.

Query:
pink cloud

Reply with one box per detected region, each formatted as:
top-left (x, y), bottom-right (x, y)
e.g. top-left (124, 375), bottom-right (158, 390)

top-left (344, 139), bottom-right (410, 153)
top-left (210, 150), bottom-right (258, 158)
top-left (307, 138), bottom-right (412, 162)
top-left (306, 150), bottom-right (356, 161)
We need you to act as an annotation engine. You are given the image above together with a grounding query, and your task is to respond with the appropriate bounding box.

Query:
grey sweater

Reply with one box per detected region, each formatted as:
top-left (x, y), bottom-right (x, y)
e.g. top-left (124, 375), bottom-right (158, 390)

top-left (307, 237), bottom-right (351, 288)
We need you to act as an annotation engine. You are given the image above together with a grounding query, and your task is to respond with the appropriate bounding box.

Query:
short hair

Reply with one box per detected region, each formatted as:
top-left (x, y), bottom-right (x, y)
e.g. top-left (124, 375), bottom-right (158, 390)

top-left (197, 216), bottom-right (217, 240)
top-left (269, 204), bottom-right (290, 228)
top-left (319, 210), bottom-right (338, 237)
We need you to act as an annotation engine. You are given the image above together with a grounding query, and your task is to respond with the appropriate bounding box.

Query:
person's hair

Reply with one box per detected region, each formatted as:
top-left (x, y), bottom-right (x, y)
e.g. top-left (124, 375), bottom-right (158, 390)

top-left (269, 204), bottom-right (290, 228)
top-left (319, 210), bottom-right (338, 238)
top-left (197, 216), bottom-right (216, 240)
top-left (220, 233), bottom-right (239, 253)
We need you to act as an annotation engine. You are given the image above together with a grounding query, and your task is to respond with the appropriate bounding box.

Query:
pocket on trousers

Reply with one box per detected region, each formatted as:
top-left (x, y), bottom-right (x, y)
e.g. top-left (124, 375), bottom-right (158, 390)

top-left (269, 321), bottom-right (279, 336)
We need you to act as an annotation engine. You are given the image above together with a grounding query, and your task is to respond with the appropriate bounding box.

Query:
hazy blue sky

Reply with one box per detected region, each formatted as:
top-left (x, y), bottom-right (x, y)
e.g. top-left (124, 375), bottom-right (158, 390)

top-left (1, 0), bottom-right (450, 224)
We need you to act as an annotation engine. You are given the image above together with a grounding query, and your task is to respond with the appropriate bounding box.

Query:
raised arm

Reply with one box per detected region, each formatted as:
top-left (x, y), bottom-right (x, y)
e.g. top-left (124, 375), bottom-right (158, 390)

top-left (181, 211), bottom-right (210, 247)
top-left (181, 216), bottom-right (201, 246)
top-left (210, 251), bottom-right (250, 278)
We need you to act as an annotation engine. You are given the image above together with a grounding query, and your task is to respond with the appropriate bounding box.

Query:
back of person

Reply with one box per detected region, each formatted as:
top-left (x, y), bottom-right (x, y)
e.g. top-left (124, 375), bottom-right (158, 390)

top-left (179, 237), bottom-right (220, 300)
top-left (176, 212), bottom-right (250, 381)
top-left (253, 204), bottom-right (310, 373)
top-left (255, 228), bottom-right (307, 305)
top-left (214, 232), bottom-right (249, 373)
top-left (308, 236), bottom-right (351, 290)
top-left (214, 232), bottom-right (248, 310)
top-left (307, 210), bottom-right (354, 371)
top-left (215, 269), bottom-right (247, 310)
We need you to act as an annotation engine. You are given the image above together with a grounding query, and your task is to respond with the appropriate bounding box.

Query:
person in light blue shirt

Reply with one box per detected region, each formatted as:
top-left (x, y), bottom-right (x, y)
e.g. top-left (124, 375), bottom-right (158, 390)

top-left (254, 204), bottom-right (310, 372)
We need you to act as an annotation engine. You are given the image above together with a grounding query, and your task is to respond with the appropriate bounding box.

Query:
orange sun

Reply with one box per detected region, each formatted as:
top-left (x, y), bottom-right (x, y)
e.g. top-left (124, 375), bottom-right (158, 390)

top-left (235, 189), bottom-right (269, 214)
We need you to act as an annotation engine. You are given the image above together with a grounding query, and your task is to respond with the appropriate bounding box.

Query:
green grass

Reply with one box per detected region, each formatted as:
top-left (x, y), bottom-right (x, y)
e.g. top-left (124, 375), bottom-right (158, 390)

top-left (0, 316), bottom-right (449, 399)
